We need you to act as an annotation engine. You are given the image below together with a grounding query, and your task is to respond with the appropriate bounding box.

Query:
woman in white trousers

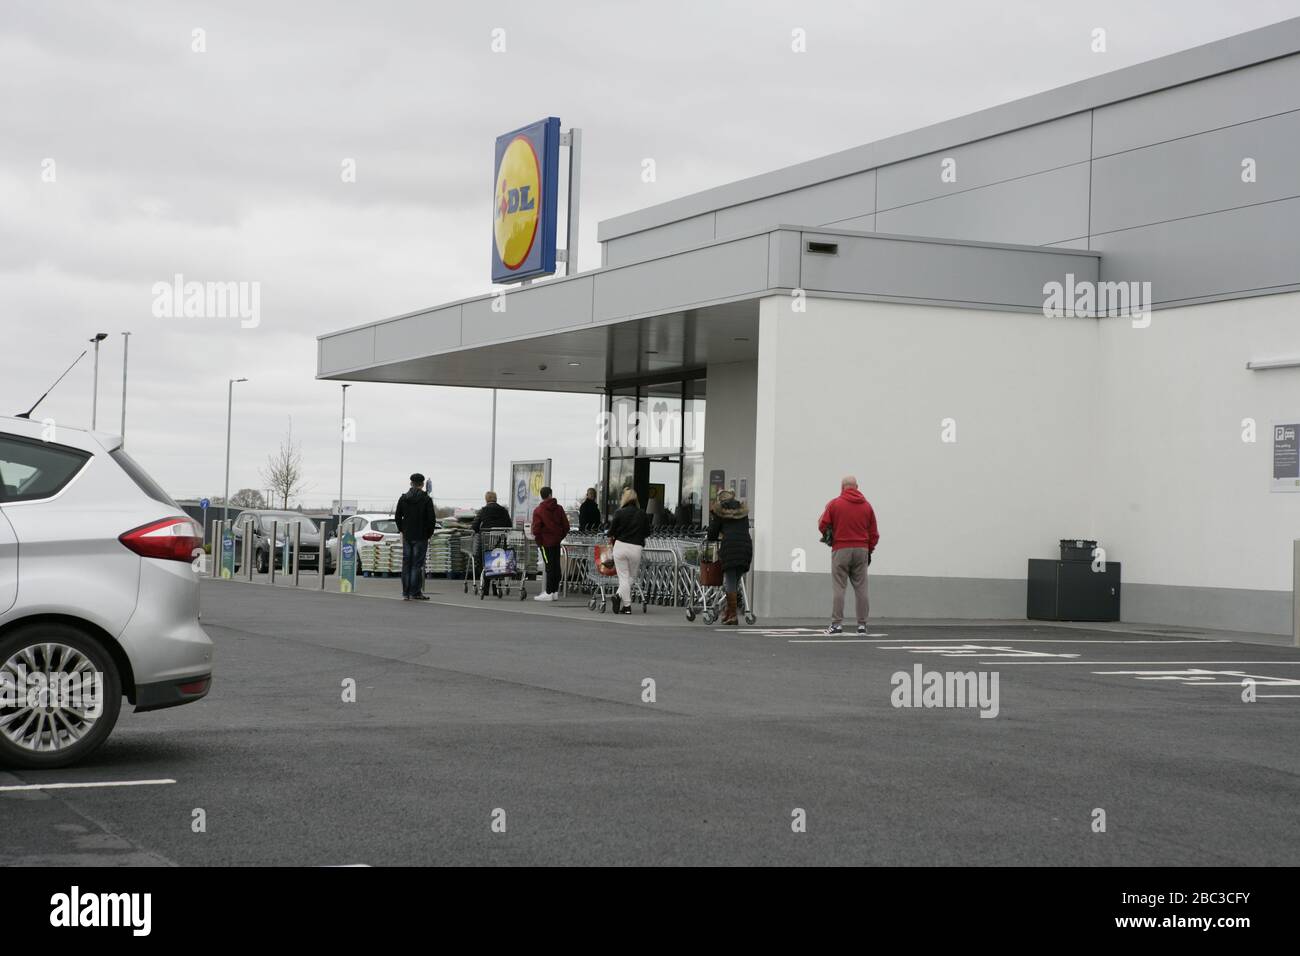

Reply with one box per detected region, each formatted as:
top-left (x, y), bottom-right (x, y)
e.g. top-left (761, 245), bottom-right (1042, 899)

top-left (606, 488), bottom-right (650, 614)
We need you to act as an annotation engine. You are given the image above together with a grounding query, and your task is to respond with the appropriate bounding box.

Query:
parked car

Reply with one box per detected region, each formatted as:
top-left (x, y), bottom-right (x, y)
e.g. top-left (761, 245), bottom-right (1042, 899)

top-left (327, 513), bottom-right (399, 565)
top-left (0, 416), bottom-right (213, 768)
top-left (232, 510), bottom-right (334, 574)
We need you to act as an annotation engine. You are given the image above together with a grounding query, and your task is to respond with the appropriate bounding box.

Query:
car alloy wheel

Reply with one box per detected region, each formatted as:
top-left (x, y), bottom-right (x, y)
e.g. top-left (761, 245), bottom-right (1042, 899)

top-left (0, 624), bottom-right (122, 769)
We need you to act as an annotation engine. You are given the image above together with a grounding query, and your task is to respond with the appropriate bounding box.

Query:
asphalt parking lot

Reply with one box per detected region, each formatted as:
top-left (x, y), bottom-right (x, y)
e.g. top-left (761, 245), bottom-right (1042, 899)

top-left (3, 578), bottom-right (1298, 866)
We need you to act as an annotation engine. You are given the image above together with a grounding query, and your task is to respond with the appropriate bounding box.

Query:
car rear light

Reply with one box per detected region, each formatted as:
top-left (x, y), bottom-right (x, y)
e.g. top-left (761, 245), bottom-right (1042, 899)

top-left (178, 677), bottom-right (210, 695)
top-left (119, 517), bottom-right (203, 563)
top-left (362, 532), bottom-right (384, 541)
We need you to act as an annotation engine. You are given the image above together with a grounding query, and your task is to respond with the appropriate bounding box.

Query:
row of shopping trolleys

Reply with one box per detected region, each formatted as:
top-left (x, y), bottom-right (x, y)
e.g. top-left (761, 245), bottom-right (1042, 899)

top-left (560, 532), bottom-right (755, 624)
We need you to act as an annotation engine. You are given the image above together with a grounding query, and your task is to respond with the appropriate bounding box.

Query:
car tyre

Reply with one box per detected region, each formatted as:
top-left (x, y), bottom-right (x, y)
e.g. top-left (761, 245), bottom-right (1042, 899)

top-left (0, 623), bottom-right (123, 770)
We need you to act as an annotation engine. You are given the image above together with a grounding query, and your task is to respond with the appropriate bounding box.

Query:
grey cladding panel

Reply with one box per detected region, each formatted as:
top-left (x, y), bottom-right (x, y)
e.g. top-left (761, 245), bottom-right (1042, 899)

top-left (462, 276), bottom-right (595, 345)
top-left (798, 233), bottom-right (1098, 309)
top-left (1090, 110), bottom-right (1300, 234)
top-left (603, 213), bottom-right (715, 267)
top-left (874, 164), bottom-right (1091, 246)
top-left (374, 305), bottom-right (462, 362)
top-left (1092, 53), bottom-right (1300, 157)
top-left (1091, 196), bottom-right (1300, 302)
top-left (320, 327), bottom-right (375, 374)
top-left (876, 114), bottom-right (1092, 210)
top-left (593, 235), bottom-right (769, 321)
top-left (715, 170), bottom-right (875, 237)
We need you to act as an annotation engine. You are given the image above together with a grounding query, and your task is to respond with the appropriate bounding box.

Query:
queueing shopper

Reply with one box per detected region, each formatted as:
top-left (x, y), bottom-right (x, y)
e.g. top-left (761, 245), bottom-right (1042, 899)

top-left (472, 491), bottom-right (512, 532)
top-left (706, 489), bottom-right (752, 626)
top-left (394, 472), bottom-right (437, 602)
top-left (817, 475), bottom-right (880, 635)
top-left (531, 486), bottom-right (570, 602)
top-left (578, 487), bottom-right (602, 533)
top-left (607, 488), bottom-right (650, 614)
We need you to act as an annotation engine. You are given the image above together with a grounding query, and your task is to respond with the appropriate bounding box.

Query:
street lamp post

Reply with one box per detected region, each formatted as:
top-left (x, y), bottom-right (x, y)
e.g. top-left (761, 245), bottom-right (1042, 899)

top-left (89, 333), bottom-right (108, 428)
top-left (119, 332), bottom-right (131, 442)
top-left (489, 389), bottom-right (497, 493)
top-left (337, 384), bottom-right (350, 535)
top-left (223, 377), bottom-right (248, 527)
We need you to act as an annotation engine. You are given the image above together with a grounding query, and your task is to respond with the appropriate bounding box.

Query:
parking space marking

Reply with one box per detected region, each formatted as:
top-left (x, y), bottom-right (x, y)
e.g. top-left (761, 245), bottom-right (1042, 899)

top-left (786, 637), bottom-right (1228, 645)
top-left (969, 660), bottom-right (1300, 666)
top-left (880, 644), bottom-right (1080, 659)
top-left (0, 778), bottom-right (176, 793)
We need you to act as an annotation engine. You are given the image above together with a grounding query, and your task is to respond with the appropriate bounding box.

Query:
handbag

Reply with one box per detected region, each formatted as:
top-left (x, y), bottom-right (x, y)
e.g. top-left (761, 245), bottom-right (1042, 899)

top-left (700, 540), bottom-right (723, 587)
top-left (594, 545), bottom-right (618, 576)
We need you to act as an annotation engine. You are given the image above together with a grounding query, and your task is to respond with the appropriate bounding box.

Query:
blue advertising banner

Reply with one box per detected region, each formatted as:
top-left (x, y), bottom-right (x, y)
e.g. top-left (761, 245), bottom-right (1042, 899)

top-left (492, 117), bottom-right (561, 283)
top-left (339, 530), bottom-right (357, 592)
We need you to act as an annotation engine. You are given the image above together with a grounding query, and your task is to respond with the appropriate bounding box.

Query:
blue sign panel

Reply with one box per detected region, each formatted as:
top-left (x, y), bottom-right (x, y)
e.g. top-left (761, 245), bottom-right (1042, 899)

top-left (492, 117), bottom-right (561, 283)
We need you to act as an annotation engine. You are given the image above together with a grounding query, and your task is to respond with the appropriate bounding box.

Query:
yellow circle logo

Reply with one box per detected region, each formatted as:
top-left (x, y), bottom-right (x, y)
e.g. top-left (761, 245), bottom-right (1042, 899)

top-left (494, 135), bottom-right (541, 270)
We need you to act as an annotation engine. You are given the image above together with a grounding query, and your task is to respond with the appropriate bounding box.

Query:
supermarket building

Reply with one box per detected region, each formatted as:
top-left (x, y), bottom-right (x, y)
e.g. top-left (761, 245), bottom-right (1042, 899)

top-left (319, 18), bottom-right (1300, 634)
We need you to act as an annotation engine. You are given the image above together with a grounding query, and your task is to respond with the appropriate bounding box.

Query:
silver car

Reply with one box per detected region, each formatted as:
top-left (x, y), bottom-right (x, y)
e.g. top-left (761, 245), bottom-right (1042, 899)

top-left (0, 416), bottom-right (214, 769)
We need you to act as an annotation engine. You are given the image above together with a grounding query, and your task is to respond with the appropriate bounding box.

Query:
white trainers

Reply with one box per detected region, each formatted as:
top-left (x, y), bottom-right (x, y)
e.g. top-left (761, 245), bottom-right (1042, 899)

top-left (533, 592), bottom-right (556, 602)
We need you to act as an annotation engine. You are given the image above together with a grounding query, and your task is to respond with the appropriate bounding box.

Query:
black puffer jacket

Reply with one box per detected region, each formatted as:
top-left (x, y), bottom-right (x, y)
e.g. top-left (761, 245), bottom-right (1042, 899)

top-left (607, 504), bottom-right (650, 547)
top-left (472, 501), bottom-right (512, 532)
top-left (706, 500), bottom-right (752, 572)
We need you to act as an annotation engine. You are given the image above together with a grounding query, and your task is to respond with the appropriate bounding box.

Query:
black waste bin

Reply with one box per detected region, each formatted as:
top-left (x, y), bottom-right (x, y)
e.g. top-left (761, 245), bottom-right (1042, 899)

top-left (1027, 558), bottom-right (1121, 622)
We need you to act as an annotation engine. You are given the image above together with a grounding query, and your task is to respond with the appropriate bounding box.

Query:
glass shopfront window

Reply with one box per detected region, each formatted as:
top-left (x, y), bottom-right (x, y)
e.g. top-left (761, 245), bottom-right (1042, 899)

top-left (600, 373), bottom-right (705, 527)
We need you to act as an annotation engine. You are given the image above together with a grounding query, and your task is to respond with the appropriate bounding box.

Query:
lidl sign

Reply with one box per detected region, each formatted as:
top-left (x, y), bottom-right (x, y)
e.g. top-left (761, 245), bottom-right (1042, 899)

top-left (492, 117), bottom-right (560, 283)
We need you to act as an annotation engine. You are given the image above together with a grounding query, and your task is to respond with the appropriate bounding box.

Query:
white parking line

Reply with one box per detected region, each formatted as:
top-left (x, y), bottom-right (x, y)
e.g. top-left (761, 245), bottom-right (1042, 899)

top-left (0, 778), bottom-right (176, 792)
top-left (970, 660), bottom-right (1300, 666)
top-left (787, 638), bottom-right (1228, 645)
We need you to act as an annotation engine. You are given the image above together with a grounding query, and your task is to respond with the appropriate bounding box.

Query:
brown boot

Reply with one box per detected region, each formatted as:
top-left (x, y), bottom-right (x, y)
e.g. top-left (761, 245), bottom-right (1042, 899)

top-left (723, 591), bottom-right (738, 625)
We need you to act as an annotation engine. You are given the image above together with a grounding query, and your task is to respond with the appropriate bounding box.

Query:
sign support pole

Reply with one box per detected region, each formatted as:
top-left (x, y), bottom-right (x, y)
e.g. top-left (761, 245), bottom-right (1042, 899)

top-left (562, 128), bottom-right (582, 275)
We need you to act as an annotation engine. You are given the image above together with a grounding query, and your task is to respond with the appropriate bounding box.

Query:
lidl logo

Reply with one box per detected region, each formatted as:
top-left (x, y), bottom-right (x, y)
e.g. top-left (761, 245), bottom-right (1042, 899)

top-left (494, 136), bottom-right (541, 270)
top-left (491, 117), bottom-right (560, 283)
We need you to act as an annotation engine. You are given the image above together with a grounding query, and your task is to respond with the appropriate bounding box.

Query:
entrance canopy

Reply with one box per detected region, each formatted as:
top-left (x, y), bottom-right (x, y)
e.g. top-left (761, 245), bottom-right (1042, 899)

top-left (316, 226), bottom-right (1100, 392)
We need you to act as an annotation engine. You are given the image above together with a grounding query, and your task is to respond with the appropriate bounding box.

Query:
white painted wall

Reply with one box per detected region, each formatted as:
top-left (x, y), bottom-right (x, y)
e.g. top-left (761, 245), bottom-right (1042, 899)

top-left (753, 291), bottom-right (1300, 623)
top-left (1094, 291), bottom-right (1300, 593)
top-left (754, 295), bottom-right (1101, 581)
top-left (704, 359), bottom-right (757, 502)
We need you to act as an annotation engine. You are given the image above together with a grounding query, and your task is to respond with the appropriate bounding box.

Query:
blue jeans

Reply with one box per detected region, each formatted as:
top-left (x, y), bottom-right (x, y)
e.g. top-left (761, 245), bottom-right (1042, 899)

top-left (402, 539), bottom-right (428, 596)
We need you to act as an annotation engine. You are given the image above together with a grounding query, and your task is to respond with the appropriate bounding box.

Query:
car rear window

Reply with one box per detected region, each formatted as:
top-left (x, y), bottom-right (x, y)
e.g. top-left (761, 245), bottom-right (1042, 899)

top-left (110, 449), bottom-right (178, 508)
top-left (372, 520), bottom-right (398, 533)
top-left (0, 435), bottom-right (91, 503)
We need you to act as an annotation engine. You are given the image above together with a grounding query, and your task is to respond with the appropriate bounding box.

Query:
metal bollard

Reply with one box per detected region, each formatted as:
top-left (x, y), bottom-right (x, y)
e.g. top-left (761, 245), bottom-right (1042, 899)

top-left (292, 521), bottom-right (301, 587)
top-left (209, 520), bottom-right (222, 578)
top-left (244, 526), bottom-right (254, 581)
top-left (269, 520), bottom-right (278, 585)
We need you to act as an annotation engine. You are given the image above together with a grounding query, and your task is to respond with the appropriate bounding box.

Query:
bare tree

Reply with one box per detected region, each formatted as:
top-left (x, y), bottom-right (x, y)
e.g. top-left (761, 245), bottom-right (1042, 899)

top-left (230, 488), bottom-right (266, 509)
top-left (260, 430), bottom-right (306, 509)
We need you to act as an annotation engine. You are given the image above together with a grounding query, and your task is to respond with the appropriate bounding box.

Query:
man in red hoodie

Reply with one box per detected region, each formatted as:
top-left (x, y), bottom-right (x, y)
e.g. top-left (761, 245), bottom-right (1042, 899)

top-left (530, 486), bottom-right (571, 602)
top-left (817, 476), bottom-right (880, 635)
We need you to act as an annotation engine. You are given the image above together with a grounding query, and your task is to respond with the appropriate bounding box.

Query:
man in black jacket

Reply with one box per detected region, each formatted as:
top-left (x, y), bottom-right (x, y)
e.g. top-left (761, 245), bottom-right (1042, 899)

top-left (578, 487), bottom-right (601, 533)
top-left (471, 491), bottom-right (512, 533)
top-left (394, 472), bottom-right (436, 601)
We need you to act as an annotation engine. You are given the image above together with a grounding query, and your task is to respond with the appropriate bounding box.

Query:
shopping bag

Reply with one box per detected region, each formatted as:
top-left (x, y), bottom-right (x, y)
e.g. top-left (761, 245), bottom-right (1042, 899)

top-left (484, 548), bottom-right (517, 576)
top-left (594, 545), bottom-right (618, 576)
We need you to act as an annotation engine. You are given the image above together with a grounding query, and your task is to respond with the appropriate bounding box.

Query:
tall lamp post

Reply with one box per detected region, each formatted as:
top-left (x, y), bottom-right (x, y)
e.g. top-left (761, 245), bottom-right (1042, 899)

top-left (119, 331), bottom-right (131, 442)
top-left (337, 384), bottom-right (350, 536)
top-left (89, 333), bottom-right (108, 428)
top-left (223, 377), bottom-right (248, 527)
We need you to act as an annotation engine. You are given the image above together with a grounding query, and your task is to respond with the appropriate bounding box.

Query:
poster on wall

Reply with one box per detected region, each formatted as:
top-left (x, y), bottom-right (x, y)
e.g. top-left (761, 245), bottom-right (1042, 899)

top-left (511, 459), bottom-right (552, 528)
top-left (708, 469), bottom-right (725, 507)
top-left (1272, 421), bottom-right (1300, 492)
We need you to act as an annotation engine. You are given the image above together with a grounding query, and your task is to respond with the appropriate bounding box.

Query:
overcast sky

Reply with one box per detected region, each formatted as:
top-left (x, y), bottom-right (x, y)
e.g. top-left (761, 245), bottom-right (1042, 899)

top-left (4, 0), bottom-right (1299, 511)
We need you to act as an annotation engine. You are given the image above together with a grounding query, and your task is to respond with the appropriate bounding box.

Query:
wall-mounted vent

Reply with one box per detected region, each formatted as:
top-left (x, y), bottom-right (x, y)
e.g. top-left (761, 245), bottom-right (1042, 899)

top-left (805, 241), bottom-right (839, 256)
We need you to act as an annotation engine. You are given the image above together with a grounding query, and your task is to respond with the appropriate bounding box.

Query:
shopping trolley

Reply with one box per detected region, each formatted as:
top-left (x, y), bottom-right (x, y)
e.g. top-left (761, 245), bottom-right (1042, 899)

top-left (584, 542), bottom-right (648, 613)
top-left (684, 539), bottom-right (757, 624)
top-left (466, 528), bottom-right (527, 599)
